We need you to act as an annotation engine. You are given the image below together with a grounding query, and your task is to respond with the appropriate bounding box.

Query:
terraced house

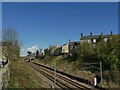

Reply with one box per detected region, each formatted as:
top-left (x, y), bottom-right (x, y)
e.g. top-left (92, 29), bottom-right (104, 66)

top-left (80, 31), bottom-right (115, 44)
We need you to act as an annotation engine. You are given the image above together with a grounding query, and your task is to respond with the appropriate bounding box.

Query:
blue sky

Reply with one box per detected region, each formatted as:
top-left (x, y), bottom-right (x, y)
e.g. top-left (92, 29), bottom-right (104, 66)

top-left (0, 2), bottom-right (2, 41)
top-left (2, 2), bottom-right (118, 56)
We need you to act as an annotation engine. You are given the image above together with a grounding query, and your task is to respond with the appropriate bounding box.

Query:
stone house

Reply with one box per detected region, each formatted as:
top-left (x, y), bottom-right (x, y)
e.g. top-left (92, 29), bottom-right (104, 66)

top-left (62, 41), bottom-right (79, 55)
top-left (80, 31), bottom-right (114, 44)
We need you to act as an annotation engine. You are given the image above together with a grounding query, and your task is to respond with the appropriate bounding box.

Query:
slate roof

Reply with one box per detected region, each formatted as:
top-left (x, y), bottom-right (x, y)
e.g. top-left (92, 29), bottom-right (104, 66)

top-left (62, 41), bottom-right (80, 46)
top-left (80, 34), bottom-right (111, 40)
top-left (69, 41), bottom-right (80, 45)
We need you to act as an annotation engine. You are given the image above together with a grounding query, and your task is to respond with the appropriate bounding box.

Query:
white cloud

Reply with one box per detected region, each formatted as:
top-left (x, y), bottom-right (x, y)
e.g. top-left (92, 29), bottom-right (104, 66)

top-left (20, 45), bottom-right (39, 57)
top-left (20, 48), bottom-right (27, 56)
top-left (27, 45), bottom-right (39, 53)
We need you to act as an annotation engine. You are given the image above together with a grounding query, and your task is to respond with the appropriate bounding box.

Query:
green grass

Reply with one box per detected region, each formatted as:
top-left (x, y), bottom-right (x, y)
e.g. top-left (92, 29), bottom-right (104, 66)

top-left (8, 59), bottom-right (47, 88)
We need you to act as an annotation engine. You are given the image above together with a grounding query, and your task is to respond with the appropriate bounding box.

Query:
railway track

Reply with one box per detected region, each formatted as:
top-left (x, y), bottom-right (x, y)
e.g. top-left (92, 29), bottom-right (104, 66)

top-left (30, 63), bottom-right (71, 89)
top-left (28, 61), bottom-right (98, 90)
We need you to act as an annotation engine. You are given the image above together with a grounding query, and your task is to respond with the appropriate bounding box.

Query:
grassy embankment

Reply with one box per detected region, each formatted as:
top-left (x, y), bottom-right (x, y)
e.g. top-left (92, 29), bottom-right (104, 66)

top-left (38, 55), bottom-right (94, 81)
top-left (8, 58), bottom-right (49, 88)
top-left (38, 55), bottom-right (119, 89)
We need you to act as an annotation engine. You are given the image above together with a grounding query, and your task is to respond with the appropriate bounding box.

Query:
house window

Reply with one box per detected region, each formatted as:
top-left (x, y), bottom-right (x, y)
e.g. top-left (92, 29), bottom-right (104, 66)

top-left (93, 39), bottom-right (96, 43)
top-left (70, 46), bottom-right (73, 50)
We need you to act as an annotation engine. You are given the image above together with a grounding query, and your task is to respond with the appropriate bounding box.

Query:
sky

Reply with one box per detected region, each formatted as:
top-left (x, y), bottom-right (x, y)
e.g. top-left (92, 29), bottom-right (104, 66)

top-left (0, 2), bottom-right (1, 59)
top-left (2, 2), bottom-right (118, 56)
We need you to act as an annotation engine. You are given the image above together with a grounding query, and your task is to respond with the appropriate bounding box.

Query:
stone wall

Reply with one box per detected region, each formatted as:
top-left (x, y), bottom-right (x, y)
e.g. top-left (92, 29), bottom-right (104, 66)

top-left (0, 63), bottom-right (10, 89)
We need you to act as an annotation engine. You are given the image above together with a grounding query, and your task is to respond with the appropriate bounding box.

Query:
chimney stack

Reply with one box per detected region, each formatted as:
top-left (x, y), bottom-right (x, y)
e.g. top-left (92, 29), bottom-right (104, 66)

top-left (90, 32), bottom-right (92, 36)
top-left (110, 31), bottom-right (113, 35)
top-left (81, 33), bottom-right (83, 37)
top-left (69, 38), bottom-right (71, 42)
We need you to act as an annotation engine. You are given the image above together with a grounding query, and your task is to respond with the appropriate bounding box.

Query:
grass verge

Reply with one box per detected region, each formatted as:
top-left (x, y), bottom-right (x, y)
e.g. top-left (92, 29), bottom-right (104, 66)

top-left (8, 58), bottom-right (49, 88)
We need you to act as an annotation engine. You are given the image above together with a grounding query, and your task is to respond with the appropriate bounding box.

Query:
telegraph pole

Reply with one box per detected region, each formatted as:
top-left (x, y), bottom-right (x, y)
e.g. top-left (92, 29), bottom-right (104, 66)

top-left (100, 61), bottom-right (103, 84)
top-left (54, 62), bottom-right (56, 88)
top-left (83, 61), bottom-right (103, 85)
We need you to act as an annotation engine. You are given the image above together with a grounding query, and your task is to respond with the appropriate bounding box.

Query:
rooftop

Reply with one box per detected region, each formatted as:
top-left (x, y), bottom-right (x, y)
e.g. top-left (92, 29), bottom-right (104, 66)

top-left (62, 41), bottom-right (80, 46)
top-left (80, 34), bottom-right (118, 40)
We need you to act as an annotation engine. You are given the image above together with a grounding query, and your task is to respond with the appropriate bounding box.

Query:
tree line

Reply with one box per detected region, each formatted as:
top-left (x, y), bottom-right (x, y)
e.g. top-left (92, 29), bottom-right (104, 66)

top-left (2, 28), bottom-right (21, 60)
top-left (75, 35), bottom-right (120, 71)
top-left (75, 35), bottom-right (120, 84)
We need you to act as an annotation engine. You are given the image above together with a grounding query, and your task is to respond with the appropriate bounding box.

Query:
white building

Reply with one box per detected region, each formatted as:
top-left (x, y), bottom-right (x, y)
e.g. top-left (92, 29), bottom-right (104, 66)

top-left (62, 43), bottom-right (69, 54)
top-left (62, 41), bottom-right (79, 54)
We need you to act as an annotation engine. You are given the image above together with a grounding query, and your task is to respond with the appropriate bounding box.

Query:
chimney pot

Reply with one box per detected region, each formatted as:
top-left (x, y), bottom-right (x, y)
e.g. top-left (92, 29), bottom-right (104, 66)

top-left (81, 33), bottom-right (83, 36)
top-left (110, 31), bottom-right (113, 35)
top-left (90, 32), bottom-right (92, 36)
top-left (69, 38), bottom-right (71, 42)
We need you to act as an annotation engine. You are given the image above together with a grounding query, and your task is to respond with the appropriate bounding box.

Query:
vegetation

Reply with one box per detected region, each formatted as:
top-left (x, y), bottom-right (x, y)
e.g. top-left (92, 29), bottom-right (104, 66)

top-left (76, 35), bottom-right (120, 71)
top-left (44, 48), bottom-right (51, 60)
top-left (39, 35), bottom-right (120, 88)
top-left (75, 35), bottom-right (120, 87)
top-left (2, 28), bottom-right (21, 60)
top-left (4, 27), bottom-right (119, 88)
top-left (8, 59), bottom-right (49, 88)
top-left (35, 50), bottom-right (39, 59)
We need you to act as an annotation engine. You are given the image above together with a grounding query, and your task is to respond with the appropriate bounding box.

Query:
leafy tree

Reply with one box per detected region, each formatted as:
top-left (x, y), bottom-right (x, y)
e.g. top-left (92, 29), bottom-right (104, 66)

top-left (93, 35), bottom-right (119, 70)
top-left (44, 48), bottom-right (50, 56)
top-left (76, 35), bottom-right (120, 84)
top-left (76, 35), bottom-right (120, 71)
top-left (76, 42), bottom-right (94, 62)
top-left (35, 50), bottom-right (39, 59)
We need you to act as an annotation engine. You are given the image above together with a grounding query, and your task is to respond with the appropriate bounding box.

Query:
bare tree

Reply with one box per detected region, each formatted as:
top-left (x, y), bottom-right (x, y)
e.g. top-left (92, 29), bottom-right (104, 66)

top-left (2, 28), bottom-right (21, 60)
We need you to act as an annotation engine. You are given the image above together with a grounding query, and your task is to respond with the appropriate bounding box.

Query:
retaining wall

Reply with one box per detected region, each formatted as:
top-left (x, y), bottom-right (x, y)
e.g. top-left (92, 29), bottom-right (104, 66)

top-left (0, 63), bottom-right (10, 89)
